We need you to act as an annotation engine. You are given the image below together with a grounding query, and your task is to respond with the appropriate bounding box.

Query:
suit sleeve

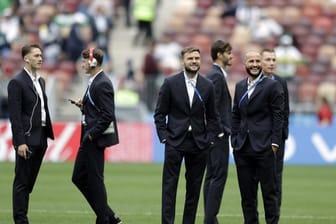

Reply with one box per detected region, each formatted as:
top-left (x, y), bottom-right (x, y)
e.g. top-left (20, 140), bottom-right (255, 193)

top-left (7, 80), bottom-right (25, 146)
top-left (270, 81), bottom-right (284, 145)
top-left (89, 81), bottom-right (115, 139)
top-left (154, 78), bottom-right (170, 143)
top-left (203, 81), bottom-right (222, 142)
top-left (210, 75), bottom-right (223, 115)
top-left (208, 74), bottom-right (224, 131)
top-left (282, 79), bottom-right (289, 140)
top-left (231, 83), bottom-right (241, 137)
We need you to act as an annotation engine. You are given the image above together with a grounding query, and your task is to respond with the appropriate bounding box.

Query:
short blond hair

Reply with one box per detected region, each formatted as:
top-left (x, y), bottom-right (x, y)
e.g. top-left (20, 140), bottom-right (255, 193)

top-left (181, 46), bottom-right (200, 58)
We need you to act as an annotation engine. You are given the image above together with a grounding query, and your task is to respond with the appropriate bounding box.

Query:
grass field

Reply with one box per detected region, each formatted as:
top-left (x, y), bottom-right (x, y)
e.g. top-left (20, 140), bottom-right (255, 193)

top-left (0, 162), bottom-right (335, 224)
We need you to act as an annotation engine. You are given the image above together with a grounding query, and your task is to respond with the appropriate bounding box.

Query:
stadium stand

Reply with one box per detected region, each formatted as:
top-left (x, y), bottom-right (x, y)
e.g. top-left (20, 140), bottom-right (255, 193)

top-left (0, 0), bottom-right (335, 119)
top-left (154, 0), bottom-right (336, 114)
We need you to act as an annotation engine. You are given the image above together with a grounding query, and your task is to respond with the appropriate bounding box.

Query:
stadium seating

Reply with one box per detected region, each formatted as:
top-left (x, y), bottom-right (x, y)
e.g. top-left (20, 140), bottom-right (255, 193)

top-left (154, 0), bottom-right (336, 113)
top-left (2, 0), bottom-right (335, 118)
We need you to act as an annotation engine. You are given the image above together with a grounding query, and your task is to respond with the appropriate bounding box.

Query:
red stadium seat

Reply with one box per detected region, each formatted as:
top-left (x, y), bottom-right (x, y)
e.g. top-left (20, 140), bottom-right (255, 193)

top-left (197, 0), bottom-right (214, 9)
top-left (312, 16), bottom-right (333, 35)
top-left (296, 64), bottom-right (310, 78)
top-left (190, 34), bottom-right (212, 52)
top-left (59, 61), bottom-right (76, 76)
top-left (302, 2), bottom-right (322, 20)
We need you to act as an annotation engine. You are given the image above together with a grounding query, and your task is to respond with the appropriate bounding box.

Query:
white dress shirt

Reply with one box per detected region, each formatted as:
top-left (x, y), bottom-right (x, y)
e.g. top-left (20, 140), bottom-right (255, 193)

top-left (25, 68), bottom-right (46, 126)
top-left (184, 71), bottom-right (198, 131)
top-left (247, 73), bottom-right (263, 98)
top-left (184, 72), bottom-right (198, 108)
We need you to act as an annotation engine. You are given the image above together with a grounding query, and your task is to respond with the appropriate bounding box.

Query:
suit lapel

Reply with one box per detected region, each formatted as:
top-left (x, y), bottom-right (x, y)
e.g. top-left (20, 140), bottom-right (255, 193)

top-left (83, 72), bottom-right (103, 104)
top-left (248, 75), bottom-right (265, 103)
top-left (38, 78), bottom-right (48, 102)
top-left (22, 71), bottom-right (36, 93)
top-left (90, 71), bottom-right (104, 91)
top-left (239, 79), bottom-right (248, 108)
top-left (82, 82), bottom-right (91, 106)
top-left (38, 78), bottom-right (44, 91)
top-left (190, 76), bottom-right (196, 108)
top-left (249, 82), bottom-right (263, 101)
top-left (176, 72), bottom-right (190, 108)
top-left (214, 64), bottom-right (231, 98)
top-left (191, 75), bottom-right (204, 110)
top-left (214, 64), bottom-right (223, 77)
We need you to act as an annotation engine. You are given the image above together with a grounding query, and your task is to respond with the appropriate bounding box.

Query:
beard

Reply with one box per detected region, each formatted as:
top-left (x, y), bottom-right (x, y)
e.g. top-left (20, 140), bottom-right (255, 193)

top-left (245, 67), bottom-right (262, 78)
top-left (185, 64), bottom-right (200, 75)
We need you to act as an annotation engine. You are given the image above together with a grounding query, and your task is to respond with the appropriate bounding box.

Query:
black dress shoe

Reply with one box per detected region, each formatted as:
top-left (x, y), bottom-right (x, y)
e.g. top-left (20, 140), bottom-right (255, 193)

top-left (110, 217), bottom-right (122, 224)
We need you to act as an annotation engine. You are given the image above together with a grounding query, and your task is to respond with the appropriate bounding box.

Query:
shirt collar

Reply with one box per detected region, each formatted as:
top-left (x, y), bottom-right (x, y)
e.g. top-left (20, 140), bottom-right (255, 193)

top-left (247, 73), bottom-right (263, 86)
top-left (183, 70), bottom-right (198, 83)
top-left (264, 72), bottom-right (274, 79)
top-left (24, 67), bottom-right (41, 82)
top-left (213, 63), bottom-right (227, 78)
top-left (89, 69), bottom-right (103, 84)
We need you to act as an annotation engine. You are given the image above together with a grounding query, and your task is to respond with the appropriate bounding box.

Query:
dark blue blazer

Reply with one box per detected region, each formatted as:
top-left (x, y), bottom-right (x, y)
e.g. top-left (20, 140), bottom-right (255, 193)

top-left (231, 75), bottom-right (284, 152)
top-left (207, 64), bottom-right (232, 136)
top-left (82, 71), bottom-right (119, 148)
top-left (154, 71), bottom-right (221, 150)
top-left (273, 74), bottom-right (289, 140)
top-left (7, 70), bottom-right (54, 147)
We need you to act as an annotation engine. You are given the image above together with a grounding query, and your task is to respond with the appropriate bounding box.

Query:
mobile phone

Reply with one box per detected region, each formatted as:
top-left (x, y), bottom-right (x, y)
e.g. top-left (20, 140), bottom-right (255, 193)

top-left (68, 99), bottom-right (76, 104)
top-left (26, 148), bottom-right (32, 159)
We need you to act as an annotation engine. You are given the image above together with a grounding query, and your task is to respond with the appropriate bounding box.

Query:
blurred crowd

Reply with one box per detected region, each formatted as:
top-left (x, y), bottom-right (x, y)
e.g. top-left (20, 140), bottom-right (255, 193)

top-left (0, 0), bottom-right (118, 119)
top-left (0, 0), bottom-right (163, 120)
top-left (156, 0), bottom-right (335, 120)
top-left (1, 0), bottom-right (335, 123)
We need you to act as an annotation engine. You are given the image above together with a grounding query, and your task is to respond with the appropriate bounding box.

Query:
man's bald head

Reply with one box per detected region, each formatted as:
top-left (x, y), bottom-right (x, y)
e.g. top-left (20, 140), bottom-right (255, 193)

top-left (244, 50), bottom-right (261, 63)
top-left (244, 50), bottom-right (262, 79)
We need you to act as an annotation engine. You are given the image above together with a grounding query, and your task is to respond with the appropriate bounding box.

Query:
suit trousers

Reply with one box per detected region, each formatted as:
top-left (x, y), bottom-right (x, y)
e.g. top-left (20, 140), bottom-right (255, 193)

top-left (275, 140), bottom-right (285, 215)
top-left (162, 136), bottom-right (208, 224)
top-left (72, 139), bottom-right (116, 224)
top-left (233, 139), bottom-right (278, 224)
top-left (203, 136), bottom-right (230, 224)
top-left (13, 129), bottom-right (47, 224)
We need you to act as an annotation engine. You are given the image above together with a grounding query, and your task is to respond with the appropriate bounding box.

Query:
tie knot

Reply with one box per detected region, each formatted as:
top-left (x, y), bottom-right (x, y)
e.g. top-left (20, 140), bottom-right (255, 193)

top-left (188, 79), bottom-right (196, 87)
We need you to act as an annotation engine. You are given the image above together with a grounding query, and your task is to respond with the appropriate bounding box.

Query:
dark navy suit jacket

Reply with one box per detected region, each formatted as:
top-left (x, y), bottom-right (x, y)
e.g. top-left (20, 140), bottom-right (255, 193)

top-left (207, 64), bottom-right (232, 136)
top-left (82, 71), bottom-right (119, 148)
top-left (154, 71), bottom-right (221, 150)
top-left (7, 70), bottom-right (54, 147)
top-left (231, 75), bottom-right (284, 152)
top-left (273, 74), bottom-right (289, 140)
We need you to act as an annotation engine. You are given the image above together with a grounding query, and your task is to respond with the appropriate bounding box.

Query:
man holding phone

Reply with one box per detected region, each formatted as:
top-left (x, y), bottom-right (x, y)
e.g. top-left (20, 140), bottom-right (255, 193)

top-left (70, 48), bottom-right (121, 224)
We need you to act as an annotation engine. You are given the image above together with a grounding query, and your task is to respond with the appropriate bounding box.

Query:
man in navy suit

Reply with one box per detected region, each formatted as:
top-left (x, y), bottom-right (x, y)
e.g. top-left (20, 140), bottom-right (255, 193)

top-left (231, 50), bottom-right (284, 224)
top-left (203, 40), bottom-right (233, 224)
top-left (71, 48), bottom-right (121, 224)
top-left (154, 46), bottom-right (223, 224)
top-left (261, 48), bottom-right (290, 217)
top-left (7, 44), bottom-right (54, 224)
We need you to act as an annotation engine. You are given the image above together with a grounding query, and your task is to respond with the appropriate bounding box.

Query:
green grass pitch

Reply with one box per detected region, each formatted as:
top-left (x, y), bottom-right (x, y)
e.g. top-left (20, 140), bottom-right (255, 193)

top-left (0, 162), bottom-right (335, 223)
